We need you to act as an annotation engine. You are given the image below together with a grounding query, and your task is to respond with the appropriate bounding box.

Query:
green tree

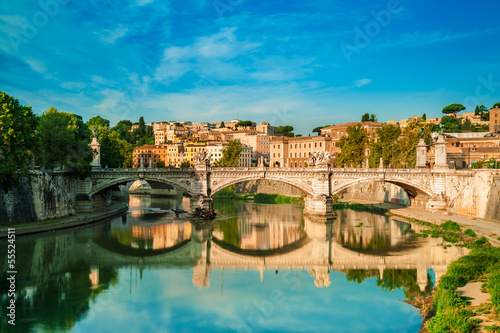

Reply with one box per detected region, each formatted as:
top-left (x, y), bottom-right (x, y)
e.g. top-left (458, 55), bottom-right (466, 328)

top-left (335, 123), bottom-right (368, 167)
top-left (276, 125), bottom-right (294, 137)
top-left (214, 141), bottom-right (243, 167)
top-left (38, 107), bottom-right (93, 176)
top-left (86, 115), bottom-right (110, 128)
top-left (442, 103), bottom-right (465, 115)
top-left (94, 127), bottom-right (132, 168)
top-left (395, 118), bottom-right (432, 168)
top-left (0, 91), bottom-right (39, 189)
top-left (155, 160), bottom-right (165, 168)
top-left (295, 134), bottom-right (302, 137)
top-left (234, 120), bottom-right (253, 128)
top-left (493, 102), bottom-right (500, 109)
top-left (422, 113), bottom-right (426, 120)
top-left (313, 126), bottom-right (329, 135)
top-left (368, 124), bottom-right (401, 168)
top-left (220, 121), bottom-right (225, 128)
top-left (180, 161), bottom-right (190, 168)
top-left (361, 113), bottom-right (377, 122)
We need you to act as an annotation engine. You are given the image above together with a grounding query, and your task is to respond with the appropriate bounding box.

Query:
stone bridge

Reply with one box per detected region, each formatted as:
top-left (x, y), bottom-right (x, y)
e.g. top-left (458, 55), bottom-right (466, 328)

top-left (75, 159), bottom-right (499, 219)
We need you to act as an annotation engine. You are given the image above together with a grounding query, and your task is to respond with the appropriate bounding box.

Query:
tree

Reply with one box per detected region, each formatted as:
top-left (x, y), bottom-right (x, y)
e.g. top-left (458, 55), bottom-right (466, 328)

top-left (368, 124), bottom-right (401, 168)
top-left (493, 102), bottom-right (500, 109)
top-left (0, 91), bottom-right (38, 189)
top-left (276, 125), bottom-right (294, 137)
top-left (155, 160), bottom-right (165, 168)
top-left (38, 107), bottom-right (93, 176)
top-left (361, 113), bottom-right (377, 122)
top-left (422, 113), bottom-right (426, 120)
top-left (313, 126), bottom-right (329, 136)
top-left (334, 124), bottom-right (368, 167)
top-left (93, 127), bottom-right (132, 168)
top-left (86, 115), bottom-right (110, 128)
top-left (234, 120), bottom-right (253, 128)
top-left (214, 141), bottom-right (242, 167)
top-left (295, 134), bottom-right (302, 137)
top-left (220, 121), bottom-right (225, 128)
top-left (180, 161), bottom-right (190, 168)
top-left (395, 118), bottom-right (432, 168)
top-left (442, 103), bottom-right (465, 115)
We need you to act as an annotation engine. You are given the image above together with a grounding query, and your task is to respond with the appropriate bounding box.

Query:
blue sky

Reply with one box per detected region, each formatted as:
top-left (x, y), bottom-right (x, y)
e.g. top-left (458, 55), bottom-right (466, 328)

top-left (1, 0), bottom-right (500, 135)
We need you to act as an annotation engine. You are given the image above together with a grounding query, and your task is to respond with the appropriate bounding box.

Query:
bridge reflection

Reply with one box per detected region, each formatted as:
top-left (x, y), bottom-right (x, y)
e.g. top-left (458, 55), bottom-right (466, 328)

top-left (93, 204), bottom-right (467, 292)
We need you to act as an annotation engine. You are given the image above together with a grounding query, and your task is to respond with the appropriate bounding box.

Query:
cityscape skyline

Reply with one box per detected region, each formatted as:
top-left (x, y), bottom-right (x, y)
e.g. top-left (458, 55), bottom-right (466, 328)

top-left (1, 1), bottom-right (500, 135)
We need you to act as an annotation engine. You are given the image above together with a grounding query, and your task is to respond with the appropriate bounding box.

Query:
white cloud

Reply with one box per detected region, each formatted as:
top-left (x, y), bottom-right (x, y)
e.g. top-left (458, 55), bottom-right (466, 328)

top-left (354, 79), bottom-right (372, 88)
top-left (97, 25), bottom-right (129, 45)
top-left (24, 57), bottom-right (46, 74)
top-left (154, 27), bottom-right (261, 83)
top-left (61, 81), bottom-right (87, 90)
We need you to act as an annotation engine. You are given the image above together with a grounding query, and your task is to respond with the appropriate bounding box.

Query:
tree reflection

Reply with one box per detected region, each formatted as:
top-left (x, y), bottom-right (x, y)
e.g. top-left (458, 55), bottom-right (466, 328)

top-left (344, 269), bottom-right (434, 300)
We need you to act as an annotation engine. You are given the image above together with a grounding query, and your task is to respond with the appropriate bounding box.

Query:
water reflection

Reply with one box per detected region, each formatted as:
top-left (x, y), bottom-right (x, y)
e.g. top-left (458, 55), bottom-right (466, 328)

top-left (0, 196), bottom-right (469, 332)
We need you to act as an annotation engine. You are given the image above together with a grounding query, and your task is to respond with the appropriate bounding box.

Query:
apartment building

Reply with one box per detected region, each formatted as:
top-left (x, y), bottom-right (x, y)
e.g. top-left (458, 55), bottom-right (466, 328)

top-left (270, 136), bottom-right (333, 168)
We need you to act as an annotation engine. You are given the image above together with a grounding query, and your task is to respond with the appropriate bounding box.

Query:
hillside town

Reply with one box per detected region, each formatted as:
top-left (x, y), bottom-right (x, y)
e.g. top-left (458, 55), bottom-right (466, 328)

top-left (132, 104), bottom-right (500, 170)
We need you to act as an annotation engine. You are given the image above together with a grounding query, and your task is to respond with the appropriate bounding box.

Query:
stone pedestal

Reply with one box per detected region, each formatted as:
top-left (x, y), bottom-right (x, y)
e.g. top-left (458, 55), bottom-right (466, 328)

top-left (434, 135), bottom-right (448, 169)
top-left (416, 138), bottom-right (427, 168)
top-left (90, 137), bottom-right (101, 169)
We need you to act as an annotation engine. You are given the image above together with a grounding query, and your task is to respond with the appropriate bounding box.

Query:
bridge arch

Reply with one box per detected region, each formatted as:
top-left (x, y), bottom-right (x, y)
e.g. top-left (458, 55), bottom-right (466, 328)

top-left (211, 174), bottom-right (313, 197)
top-left (331, 176), bottom-right (433, 204)
top-left (89, 176), bottom-right (194, 197)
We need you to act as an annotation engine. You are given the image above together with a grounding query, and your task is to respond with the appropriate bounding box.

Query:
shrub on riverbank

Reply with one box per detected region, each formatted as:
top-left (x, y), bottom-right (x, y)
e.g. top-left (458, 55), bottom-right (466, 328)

top-left (427, 247), bottom-right (500, 332)
top-left (213, 188), bottom-right (304, 204)
top-left (441, 220), bottom-right (461, 232)
top-left (253, 193), bottom-right (303, 204)
top-left (331, 202), bottom-right (389, 215)
top-left (463, 229), bottom-right (477, 238)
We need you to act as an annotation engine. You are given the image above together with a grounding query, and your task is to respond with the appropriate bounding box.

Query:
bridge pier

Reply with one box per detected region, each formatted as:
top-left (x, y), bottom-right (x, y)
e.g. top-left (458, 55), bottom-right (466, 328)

top-left (304, 195), bottom-right (334, 219)
top-left (190, 195), bottom-right (213, 211)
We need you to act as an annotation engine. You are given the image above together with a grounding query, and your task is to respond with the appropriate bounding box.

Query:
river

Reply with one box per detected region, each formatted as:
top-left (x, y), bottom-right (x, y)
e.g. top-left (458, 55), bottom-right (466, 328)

top-left (0, 195), bottom-right (468, 332)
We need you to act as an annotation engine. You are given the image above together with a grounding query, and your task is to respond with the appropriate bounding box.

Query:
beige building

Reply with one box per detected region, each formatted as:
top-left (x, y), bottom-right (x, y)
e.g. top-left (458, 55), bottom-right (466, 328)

top-left (133, 144), bottom-right (184, 168)
top-left (270, 136), bottom-right (333, 168)
top-left (206, 143), bottom-right (253, 166)
top-left (153, 122), bottom-right (188, 145)
top-left (490, 105), bottom-right (500, 133)
top-left (320, 121), bottom-right (383, 148)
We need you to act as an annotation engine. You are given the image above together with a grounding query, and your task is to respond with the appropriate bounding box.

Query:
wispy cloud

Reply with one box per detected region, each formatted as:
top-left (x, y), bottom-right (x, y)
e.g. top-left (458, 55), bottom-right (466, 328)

top-left (354, 79), bottom-right (372, 88)
top-left (97, 25), bottom-right (130, 45)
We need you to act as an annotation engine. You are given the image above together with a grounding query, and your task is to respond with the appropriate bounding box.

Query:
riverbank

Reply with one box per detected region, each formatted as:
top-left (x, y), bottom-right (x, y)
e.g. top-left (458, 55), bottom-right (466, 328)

top-left (338, 199), bottom-right (500, 332)
top-left (0, 203), bottom-right (128, 238)
top-left (214, 192), bottom-right (304, 204)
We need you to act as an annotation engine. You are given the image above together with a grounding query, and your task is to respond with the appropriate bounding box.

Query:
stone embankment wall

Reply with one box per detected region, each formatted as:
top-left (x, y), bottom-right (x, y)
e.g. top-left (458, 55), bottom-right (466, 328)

top-left (336, 181), bottom-right (410, 205)
top-left (233, 180), bottom-right (304, 197)
top-left (446, 170), bottom-right (500, 221)
top-left (232, 179), bottom-right (409, 204)
top-left (0, 172), bottom-right (77, 226)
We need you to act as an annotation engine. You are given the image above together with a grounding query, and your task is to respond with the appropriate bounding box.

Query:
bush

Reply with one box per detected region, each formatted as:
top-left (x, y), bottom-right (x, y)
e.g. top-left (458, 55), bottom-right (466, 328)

top-left (474, 236), bottom-right (490, 246)
top-left (441, 220), bottom-right (461, 232)
top-left (488, 270), bottom-right (500, 314)
top-left (427, 308), bottom-right (478, 333)
top-left (463, 229), bottom-right (477, 238)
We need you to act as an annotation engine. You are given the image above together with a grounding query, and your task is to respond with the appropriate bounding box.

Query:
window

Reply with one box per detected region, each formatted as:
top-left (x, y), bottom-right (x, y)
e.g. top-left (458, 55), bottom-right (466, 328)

top-left (309, 144), bottom-right (311, 148)
top-left (290, 153), bottom-right (292, 157)
top-left (320, 143), bottom-right (322, 147)
top-left (315, 143), bottom-right (317, 148)
top-left (278, 153), bottom-right (280, 157)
